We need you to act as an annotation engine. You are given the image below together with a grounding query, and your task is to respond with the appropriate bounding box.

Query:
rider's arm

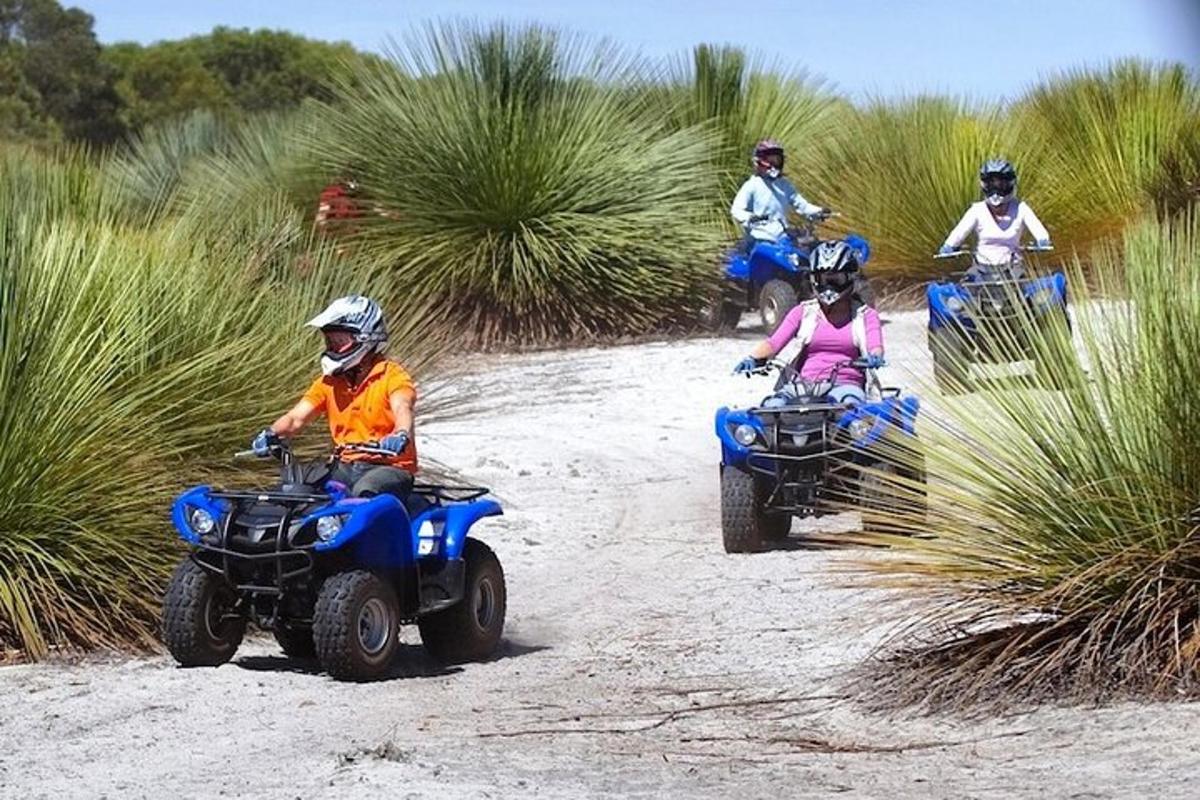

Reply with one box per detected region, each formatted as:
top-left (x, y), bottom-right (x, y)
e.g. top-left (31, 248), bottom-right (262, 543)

top-left (1020, 202), bottom-right (1050, 244)
top-left (270, 398), bottom-right (320, 437)
top-left (786, 181), bottom-right (824, 216)
top-left (751, 304), bottom-right (807, 359)
top-left (388, 388), bottom-right (415, 438)
top-left (942, 206), bottom-right (977, 249)
top-left (730, 179), bottom-right (755, 226)
top-left (864, 307), bottom-right (884, 356)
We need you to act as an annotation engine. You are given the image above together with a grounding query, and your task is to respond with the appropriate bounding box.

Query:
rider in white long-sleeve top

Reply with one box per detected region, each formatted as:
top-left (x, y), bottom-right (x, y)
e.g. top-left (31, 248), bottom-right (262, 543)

top-left (730, 139), bottom-right (829, 244)
top-left (941, 159), bottom-right (1051, 270)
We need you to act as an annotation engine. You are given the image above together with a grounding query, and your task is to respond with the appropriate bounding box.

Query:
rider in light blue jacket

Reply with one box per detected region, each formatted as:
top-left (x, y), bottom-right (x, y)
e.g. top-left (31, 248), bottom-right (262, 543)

top-left (730, 139), bottom-right (829, 244)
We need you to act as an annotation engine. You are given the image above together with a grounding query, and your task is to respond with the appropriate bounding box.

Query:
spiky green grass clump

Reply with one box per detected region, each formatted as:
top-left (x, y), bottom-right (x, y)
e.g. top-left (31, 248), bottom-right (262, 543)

top-left (808, 96), bottom-right (1022, 274)
top-left (659, 44), bottom-right (839, 215)
top-left (855, 213), bottom-right (1200, 709)
top-left (1015, 60), bottom-right (1200, 250)
top-left (317, 22), bottom-right (724, 344)
top-left (0, 149), bottom-right (446, 658)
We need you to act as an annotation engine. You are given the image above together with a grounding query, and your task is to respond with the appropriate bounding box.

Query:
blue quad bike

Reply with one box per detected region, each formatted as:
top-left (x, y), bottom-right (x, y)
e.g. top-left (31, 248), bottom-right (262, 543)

top-left (926, 246), bottom-right (1068, 393)
top-left (161, 441), bottom-right (506, 681)
top-left (702, 215), bottom-right (874, 333)
top-left (715, 360), bottom-right (925, 553)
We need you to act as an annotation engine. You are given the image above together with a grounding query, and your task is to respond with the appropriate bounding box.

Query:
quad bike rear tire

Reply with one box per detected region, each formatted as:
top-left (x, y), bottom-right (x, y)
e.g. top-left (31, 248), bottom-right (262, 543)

top-left (759, 280), bottom-right (799, 334)
top-left (929, 326), bottom-right (970, 395)
top-left (161, 559), bottom-right (246, 667)
top-left (313, 570), bottom-right (400, 681)
top-left (720, 467), bottom-right (790, 553)
top-left (273, 624), bottom-right (316, 659)
top-left (419, 539), bottom-right (507, 664)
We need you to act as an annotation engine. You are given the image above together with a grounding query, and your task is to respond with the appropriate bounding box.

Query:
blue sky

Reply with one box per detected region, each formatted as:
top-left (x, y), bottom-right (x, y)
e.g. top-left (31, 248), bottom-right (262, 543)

top-left (75, 0), bottom-right (1199, 101)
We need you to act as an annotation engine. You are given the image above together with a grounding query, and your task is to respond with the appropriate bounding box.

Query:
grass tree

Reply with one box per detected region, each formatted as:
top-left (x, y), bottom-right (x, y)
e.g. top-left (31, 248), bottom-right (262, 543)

top-left (0, 149), bottom-right (449, 658)
top-left (316, 22), bottom-right (725, 344)
top-left (853, 213), bottom-right (1200, 708)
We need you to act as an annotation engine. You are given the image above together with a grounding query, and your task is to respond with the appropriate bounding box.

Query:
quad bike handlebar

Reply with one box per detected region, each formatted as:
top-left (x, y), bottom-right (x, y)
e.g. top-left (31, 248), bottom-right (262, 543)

top-left (744, 356), bottom-right (885, 378)
top-left (234, 440), bottom-right (397, 462)
top-left (934, 244), bottom-right (1054, 260)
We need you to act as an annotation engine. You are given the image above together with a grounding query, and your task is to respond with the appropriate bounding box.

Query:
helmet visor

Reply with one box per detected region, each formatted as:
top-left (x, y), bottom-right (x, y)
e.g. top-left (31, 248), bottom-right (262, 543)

top-left (983, 175), bottom-right (1014, 197)
top-left (322, 327), bottom-right (358, 355)
top-left (814, 272), bottom-right (853, 292)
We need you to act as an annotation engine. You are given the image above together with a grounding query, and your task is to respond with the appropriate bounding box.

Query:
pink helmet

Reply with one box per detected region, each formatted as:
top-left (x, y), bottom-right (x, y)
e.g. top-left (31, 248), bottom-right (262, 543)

top-left (752, 139), bottom-right (785, 178)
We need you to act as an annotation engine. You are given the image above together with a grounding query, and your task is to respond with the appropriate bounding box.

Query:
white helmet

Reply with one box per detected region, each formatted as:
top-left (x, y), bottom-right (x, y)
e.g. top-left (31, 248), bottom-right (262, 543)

top-left (305, 295), bottom-right (388, 376)
top-left (979, 158), bottom-right (1017, 208)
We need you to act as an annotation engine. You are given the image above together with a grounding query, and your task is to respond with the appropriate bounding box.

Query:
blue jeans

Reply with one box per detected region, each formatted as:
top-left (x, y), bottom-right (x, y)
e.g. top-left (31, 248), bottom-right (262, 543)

top-left (762, 383), bottom-right (866, 408)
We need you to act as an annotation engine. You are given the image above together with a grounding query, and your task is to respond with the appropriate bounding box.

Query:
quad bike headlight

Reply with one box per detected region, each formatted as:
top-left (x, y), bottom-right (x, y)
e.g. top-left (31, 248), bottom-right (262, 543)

top-left (733, 424), bottom-right (759, 446)
top-left (315, 515), bottom-right (345, 542)
top-left (944, 296), bottom-right (966, 314)
top-left (847, 418), bottom-right (873, 441)
top-left (1030, 288), bottom-right (1056, 308)
top-left (188, 507), bottom-right (216, 535)
top-left (416, 519), bottom-right (445, 556)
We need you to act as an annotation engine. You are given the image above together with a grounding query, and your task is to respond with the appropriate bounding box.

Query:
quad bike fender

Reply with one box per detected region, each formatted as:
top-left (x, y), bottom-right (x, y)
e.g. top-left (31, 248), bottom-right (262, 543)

top-left (411, 500), bottom-right (503, 561)
top-left (171, 486), bottom-right (225, 544)
top-left (927, 282), bottom-right (971, 329)
top-left (844, 233), bottom-right (871, 266)
top-left (312, 494), bottom-right (414, 567)
top-left (715, 407), bottom-right (764, 468)
top-left (1022, 272), bottom-right (1068, 309)
top-left (836, 396), bottom-right (921, 446)
top-left (723, 251), bottom-right (751, 283)
top-left (749, 241), bottom-right (806, 287)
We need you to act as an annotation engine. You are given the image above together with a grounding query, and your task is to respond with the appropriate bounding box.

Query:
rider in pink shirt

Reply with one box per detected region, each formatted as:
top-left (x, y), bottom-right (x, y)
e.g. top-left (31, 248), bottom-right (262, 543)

top-left (734, 241), bottom-right (883, 404)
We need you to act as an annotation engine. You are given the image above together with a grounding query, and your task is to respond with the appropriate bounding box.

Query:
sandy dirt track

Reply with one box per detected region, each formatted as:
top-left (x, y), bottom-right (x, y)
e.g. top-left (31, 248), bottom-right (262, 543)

top-left (2, 311), bottom-right (1199, 799)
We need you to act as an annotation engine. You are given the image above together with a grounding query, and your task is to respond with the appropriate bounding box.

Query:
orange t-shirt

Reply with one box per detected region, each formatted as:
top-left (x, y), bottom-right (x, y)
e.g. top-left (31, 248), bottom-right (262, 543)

top-left (302, 360), bottom-right (418, 472)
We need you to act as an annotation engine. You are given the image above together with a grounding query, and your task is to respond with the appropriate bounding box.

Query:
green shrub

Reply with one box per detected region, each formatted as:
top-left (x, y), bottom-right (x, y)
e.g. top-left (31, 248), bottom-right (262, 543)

top-left (316, 22), bottom-right (724, 344)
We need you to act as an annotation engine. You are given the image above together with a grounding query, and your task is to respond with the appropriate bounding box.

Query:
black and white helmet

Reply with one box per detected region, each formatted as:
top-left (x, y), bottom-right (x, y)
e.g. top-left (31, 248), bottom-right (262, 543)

top-left (305, 295), bottom-right (388, 376)
top-left (979, 158), bottom-right (1017, 208)
top-left (809, 241), bottom-right (860, 306)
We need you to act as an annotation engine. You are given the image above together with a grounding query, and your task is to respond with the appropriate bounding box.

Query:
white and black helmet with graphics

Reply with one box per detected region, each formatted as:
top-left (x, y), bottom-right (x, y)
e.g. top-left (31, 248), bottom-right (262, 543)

top-left (979, 158), bottom-right (1017, 208)
top-left (809, 240), bottom-right (860, 307)
top-left (305, 295), bottom-right (389, 376)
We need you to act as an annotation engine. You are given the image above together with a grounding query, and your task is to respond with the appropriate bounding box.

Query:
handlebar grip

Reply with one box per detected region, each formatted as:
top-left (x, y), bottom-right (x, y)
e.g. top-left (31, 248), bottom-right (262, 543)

top-left (233, 449), bottom-right (259, 459)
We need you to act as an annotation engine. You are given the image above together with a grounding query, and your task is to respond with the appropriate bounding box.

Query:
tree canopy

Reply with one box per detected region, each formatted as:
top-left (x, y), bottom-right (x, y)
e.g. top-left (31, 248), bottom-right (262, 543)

top-left (0, 0), bottom-right (373, 146)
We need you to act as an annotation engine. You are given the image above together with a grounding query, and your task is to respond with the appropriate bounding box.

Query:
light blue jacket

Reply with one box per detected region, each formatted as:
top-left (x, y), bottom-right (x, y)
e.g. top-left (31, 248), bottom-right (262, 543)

top-left (730, 175), bottom-right (823, 242)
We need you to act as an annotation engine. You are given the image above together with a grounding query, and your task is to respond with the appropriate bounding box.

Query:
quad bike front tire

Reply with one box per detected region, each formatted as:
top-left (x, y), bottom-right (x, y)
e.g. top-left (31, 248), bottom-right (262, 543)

top-left (858, 451), bottom-right (928, 535)
top-left (273, 624), bottom-right (316, 659)
top-left (759, 280), bottom-right (799, 334)
top-left (697, 296), bottom-right (744, 333)
top-left (929, 327), bottom-right (970, 395)
top-left (161, 559), bottom-right (246, 667)
top-left (720, 467), bottom-right (790, 553)
top-left (419, 539), bottom-right (507, 664)
top-left (313, 570), bottom-right (400, 681)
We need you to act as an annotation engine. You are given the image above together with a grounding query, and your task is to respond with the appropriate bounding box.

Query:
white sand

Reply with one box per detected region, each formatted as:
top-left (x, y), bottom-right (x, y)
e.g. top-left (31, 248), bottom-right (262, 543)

top-left (2, 311), bottom-right (1198, 799)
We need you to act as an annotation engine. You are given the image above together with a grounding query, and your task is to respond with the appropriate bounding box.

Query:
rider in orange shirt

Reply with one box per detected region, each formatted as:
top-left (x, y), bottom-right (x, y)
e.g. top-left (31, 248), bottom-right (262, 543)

top-left (251, 295), bottom-right (417, 499)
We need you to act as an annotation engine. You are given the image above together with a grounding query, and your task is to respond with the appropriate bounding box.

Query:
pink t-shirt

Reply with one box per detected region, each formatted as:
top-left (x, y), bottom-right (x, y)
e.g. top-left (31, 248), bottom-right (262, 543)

top-left (767, 304), bottom-right (883, 387)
